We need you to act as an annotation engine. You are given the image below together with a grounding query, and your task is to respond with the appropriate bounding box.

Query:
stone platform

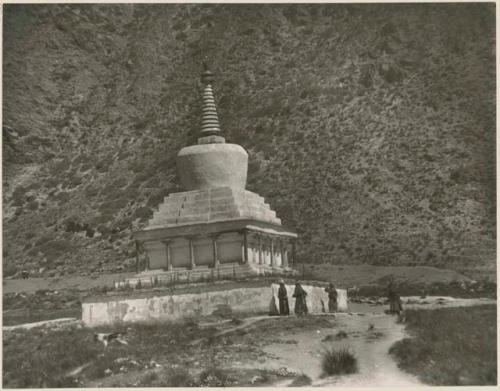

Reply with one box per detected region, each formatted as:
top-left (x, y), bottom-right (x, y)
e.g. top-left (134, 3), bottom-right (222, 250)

top-left (116, 263), bottom-right (298, 289)
top-left (82, 283), bottom-right (349, 326)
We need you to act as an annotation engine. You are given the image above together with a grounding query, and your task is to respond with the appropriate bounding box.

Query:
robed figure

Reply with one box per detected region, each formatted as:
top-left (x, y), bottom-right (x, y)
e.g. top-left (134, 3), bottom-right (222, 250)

top-left (325, 283), bottom-right (338, 313)
top-left (387, 281), bottom-right (403, 315)
top-left (293, 283), bottom-right (308, 316)
top-left (278, 281), bottom-right (290, 316)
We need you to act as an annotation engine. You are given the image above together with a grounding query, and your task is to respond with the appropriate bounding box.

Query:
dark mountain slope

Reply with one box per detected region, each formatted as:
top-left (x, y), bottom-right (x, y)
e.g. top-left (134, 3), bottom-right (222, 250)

top-left (3, 4), bottom-right (495, 277)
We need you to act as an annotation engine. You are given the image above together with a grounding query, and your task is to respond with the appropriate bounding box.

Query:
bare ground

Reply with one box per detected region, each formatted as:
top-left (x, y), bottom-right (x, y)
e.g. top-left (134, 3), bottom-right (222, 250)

top-left (3, 296), bottom-right (495, 387)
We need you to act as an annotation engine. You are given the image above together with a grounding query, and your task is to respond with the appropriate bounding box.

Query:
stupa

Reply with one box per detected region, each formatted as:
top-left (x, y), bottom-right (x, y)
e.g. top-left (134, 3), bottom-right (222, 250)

top-left (130, 62), bottom-right (298, 286)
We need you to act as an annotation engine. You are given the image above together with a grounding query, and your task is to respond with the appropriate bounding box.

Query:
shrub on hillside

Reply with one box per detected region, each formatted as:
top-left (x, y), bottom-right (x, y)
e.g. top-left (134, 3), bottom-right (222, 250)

top-left (321, 347), bottom-right (357, 377)
top-left (53, 191), bottom-right (70, 203)
top-left (4, 263), bottom-right (18, 277)
top-left (11, 186), bottom-right (26, 206)
top-left (98, 198), bottom-right (129, 215)
top-left (27, 200), bottom-right (39, 211)
top-left (134, 206), bottom-right (152, 221)
top-left (38, 239), bottom-right (75, 261)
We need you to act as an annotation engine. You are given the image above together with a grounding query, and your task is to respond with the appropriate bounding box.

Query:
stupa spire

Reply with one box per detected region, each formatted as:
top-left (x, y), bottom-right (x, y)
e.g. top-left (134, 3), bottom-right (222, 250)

top-left (198, 59), bottom-right (225, 144)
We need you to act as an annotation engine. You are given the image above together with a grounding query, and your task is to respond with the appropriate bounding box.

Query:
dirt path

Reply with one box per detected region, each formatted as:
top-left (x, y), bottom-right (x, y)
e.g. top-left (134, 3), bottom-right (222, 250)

top-left (248, 313), bottom-right (421, 387)
top-left (191, 315), bottom-right (271, 345)
top-left (3, 317), bottom-right (80, 331)
top-left (235, 297), bottom-right (496, 386)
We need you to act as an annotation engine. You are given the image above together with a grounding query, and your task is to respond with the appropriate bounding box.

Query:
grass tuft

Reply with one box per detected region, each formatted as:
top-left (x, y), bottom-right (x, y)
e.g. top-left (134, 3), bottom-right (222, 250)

top-left (321, 347), bottom-right (358, 377)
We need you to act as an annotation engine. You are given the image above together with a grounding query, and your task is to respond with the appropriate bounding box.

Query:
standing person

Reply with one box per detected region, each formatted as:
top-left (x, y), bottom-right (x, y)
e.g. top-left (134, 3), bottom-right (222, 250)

top-left (293, 282), bottom-right (308, 316)
top-left (387, 280), bottom-right (403, 315)
top-left (325, 283), bottom-right (338, 313)
top-left (278, 279), bottom-right (290, 316)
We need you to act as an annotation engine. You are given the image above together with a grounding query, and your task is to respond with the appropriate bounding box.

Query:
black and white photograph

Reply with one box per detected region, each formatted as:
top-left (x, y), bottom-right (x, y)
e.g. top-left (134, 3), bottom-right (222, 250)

top-left (2, 2), bottom-right (497, 388)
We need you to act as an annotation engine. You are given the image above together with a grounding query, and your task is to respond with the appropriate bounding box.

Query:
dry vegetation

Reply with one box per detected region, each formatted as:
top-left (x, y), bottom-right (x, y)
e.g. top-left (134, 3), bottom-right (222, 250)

top-left (389, 305), bottom-right (497, 385)
top-left (321, 348), bottom-right (358, 377)
top-left (2, 3), bottom-right (495, 278)
top-left (2, 315), bottom-right (330, 388)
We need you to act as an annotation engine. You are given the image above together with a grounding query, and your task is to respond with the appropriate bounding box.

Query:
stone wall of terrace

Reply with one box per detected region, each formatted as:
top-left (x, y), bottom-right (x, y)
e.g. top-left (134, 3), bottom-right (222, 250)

top-left (82, 283), bottom-right (348, 326)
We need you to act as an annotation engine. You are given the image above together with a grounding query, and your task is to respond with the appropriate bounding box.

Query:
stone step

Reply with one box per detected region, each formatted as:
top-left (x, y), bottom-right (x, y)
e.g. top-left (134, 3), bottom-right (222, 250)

top-left (209, 211), bottom-right (241, 220)
top-left (209, 187), bottom-right (235, 197)
top-left (176, 215), bottom-right (210, 224)
top-left (147, 187), bottom-right (283, 228)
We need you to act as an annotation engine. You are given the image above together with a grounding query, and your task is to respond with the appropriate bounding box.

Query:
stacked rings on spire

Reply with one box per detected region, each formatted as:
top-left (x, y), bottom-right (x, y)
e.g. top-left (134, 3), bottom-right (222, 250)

top-left (201, 84), bottom-right (221, 135)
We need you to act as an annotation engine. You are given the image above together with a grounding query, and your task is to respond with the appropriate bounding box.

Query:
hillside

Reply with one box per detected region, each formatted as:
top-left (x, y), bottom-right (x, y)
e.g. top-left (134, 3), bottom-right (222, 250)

top-left (3, 3), bottom-right (496, 278)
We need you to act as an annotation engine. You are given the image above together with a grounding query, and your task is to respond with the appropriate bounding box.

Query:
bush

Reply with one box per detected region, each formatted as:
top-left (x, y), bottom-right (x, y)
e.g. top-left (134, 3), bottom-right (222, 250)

top-left (134, 206), bottom-right (152, 221)
top-left (199, 366), bottom-right (232, 386)
top-left (53, 191), bottom-right (70, 203)
top-left (4, 262), bottom-right (18, 277)
top-left (137, 371), bottom-right (159, 386)
top-left (11, 186), bottom-right (26, 206)
top-left (321, 347), bottom-right (357, 376)
top-left (289, 374), bottom-right (312, 386)
top-left (336, 330), bottom-right (348, 339)
top-left (163, 367), bottom-right (196, 387)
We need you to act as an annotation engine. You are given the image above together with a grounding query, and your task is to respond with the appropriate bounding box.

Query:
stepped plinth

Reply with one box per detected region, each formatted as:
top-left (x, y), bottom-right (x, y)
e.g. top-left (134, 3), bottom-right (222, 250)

top-left (129, 62), bottom-right (298, 287)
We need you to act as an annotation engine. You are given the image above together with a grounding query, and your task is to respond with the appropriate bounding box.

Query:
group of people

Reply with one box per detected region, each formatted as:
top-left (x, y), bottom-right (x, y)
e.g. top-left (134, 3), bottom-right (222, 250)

top-left (277, 280), bottom-right (339, 316)
top-left (277, 279), bottom-right (404, 317)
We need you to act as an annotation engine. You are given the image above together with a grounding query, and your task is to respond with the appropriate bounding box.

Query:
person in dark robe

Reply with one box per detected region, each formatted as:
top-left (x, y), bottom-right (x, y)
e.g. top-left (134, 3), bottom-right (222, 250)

top-left (278, 280), bottom-right (290, 316)
top-left (293, 282), bottom-right (308, 316)
top-left (387, 281), bottom-right (403, 315)
top-left (325, 283), bottom-right (338, 313)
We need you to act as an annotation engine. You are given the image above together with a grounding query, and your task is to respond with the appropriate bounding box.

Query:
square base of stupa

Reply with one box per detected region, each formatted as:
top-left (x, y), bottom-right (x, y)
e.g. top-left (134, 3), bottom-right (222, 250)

top-left (129, 187), bottom-right (298, 287)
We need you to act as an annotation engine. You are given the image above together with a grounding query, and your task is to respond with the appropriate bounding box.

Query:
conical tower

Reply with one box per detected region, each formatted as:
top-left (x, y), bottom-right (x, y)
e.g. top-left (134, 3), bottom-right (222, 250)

top-left (199, 61), bottom-right (225, 144)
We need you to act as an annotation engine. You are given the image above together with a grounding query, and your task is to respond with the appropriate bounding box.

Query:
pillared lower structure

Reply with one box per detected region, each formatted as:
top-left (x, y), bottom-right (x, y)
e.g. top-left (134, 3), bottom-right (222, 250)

top-left (131, 187), bottom-right (297, 286)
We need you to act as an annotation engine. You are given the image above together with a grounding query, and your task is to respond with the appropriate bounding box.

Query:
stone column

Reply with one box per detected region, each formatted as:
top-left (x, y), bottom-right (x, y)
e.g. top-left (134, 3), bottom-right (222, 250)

top-left (142, 243), bottom-right (150, 271)
top-left (292, 241), bottom-right (296, 265)
top-left (162, 240), bottom-right (173, 271)
top-left (189, 237), bottom-right (196, 270)
top-left (258, 234), bottom-right (263, 265)
top-left (270, 237), bottom-right (275, 267)
top-left (282, 241), bottom-right (289, 268)
top-left (212, 235), bottom-right (219, 268)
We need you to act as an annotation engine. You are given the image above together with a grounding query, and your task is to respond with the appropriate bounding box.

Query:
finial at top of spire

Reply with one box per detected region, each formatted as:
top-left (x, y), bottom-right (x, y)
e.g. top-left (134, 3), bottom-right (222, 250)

top-left (201, 57), bottom-right (215, 85)
top-left (202, 57), bottom-right (210, 71)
